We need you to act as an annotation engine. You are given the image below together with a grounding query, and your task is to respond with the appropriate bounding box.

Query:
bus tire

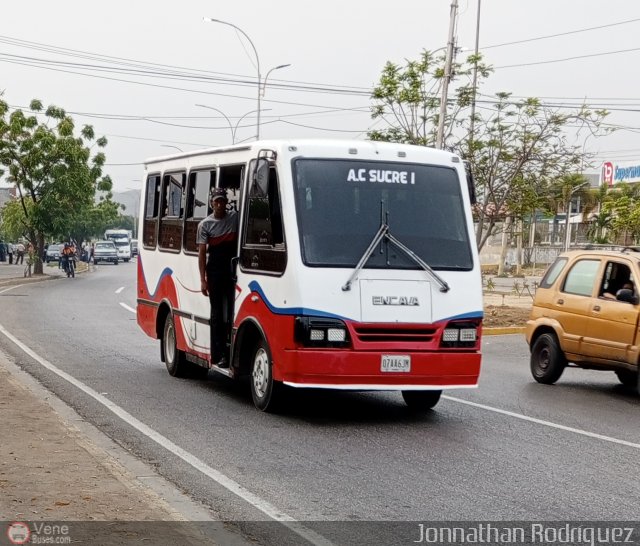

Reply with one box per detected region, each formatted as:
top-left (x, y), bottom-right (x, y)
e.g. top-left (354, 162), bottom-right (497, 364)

top-left (250, 337), bottom-right (282, 412)
top-left (401, 390), bottom-right (442, 411)
top-left (530, 333), bottom-right (566, 384)
top-left (163, 313), bottom-right (189, 378)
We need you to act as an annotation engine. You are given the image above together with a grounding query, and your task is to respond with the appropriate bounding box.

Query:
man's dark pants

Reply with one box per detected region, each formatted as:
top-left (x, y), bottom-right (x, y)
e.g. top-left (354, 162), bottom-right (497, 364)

top-left (207, 271), bottom-right (235, 364)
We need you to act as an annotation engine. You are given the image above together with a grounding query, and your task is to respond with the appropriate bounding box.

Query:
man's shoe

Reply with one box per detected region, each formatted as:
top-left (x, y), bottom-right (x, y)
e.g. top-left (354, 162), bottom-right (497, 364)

top-left (215, 357), bottom-right (229, 369)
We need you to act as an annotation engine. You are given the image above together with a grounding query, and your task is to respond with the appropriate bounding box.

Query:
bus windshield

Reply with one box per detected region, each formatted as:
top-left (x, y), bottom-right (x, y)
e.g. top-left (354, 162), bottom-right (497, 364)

top-left (292, 159), bottom-right (473, 270)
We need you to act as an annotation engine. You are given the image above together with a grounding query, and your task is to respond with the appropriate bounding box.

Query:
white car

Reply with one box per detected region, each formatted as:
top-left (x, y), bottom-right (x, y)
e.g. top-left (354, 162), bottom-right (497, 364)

top-left (93, 241), bottom-right (119, 265)
top-left (113, 240), bottom-right (131, 262)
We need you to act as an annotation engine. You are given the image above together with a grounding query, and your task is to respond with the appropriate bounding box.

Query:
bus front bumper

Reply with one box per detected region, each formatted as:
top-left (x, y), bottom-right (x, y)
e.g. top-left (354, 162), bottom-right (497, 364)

top-left (277, 350), bottom-right (481, 389)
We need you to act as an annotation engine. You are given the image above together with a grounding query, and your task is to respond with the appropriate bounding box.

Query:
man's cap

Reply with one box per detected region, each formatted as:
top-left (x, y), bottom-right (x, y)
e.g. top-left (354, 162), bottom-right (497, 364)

top-left (210, 188), bottom-right (228, 202)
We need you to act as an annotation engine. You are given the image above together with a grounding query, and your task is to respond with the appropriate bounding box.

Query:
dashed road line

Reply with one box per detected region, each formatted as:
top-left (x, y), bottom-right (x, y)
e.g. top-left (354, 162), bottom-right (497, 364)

top-left (119, 302), bottom-right (136, 313)
top-left (443, 395), bottom-right (640, 450)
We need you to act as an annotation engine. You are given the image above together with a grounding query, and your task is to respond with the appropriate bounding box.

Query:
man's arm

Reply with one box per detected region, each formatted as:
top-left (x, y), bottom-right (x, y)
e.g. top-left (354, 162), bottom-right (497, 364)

top-left (198, 243), bottom-right (208, 296)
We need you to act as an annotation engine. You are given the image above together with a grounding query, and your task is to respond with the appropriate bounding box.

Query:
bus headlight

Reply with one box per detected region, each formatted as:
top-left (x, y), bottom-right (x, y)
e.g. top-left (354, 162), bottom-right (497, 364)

top-left (440, 322), bottom-right (479, 348)
top-left (295, 317), bottom-right (350, 348)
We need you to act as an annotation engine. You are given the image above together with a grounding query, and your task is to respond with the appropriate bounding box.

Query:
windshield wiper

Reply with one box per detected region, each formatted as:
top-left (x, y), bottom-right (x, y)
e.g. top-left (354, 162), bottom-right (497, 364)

top-left (341, 223), bottom-right (450, 293)
top-left (341, 222), bottom-right (389, 292)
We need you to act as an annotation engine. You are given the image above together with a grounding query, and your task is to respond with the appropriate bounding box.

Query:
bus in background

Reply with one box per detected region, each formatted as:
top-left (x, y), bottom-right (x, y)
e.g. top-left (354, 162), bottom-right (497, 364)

top-left (104, 229), bottom-right (132, 262)
top-left (136, 139), bottom-right (482, 412)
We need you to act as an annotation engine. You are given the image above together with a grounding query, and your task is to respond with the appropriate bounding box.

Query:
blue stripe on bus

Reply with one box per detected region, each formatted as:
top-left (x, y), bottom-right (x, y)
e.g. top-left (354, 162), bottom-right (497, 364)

top-left (248, 281), bottom-right (483, 323)
top-left (248, 281), bottom-right (349, 320)
top-left (141, 261), bottom-right (174, 300)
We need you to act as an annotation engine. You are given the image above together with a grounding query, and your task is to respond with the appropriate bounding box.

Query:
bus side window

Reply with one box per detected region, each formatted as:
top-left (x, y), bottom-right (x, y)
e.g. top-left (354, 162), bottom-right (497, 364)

top-left (184, 169), bottom-right (215, 254)
top-left (240, 163), bottom-right (286, 274)
top-left (158, 172), bottom-right (185, 252)
top-left (143, 174), bottom-right (161, 249)
top-left (217, 164), bottom-right (243, 214)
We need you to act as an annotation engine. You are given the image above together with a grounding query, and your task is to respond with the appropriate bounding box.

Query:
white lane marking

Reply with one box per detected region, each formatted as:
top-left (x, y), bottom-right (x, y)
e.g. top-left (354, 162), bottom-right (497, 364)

top-left (0, 285), bottom-right (21, 295)
top-left (0, 323), bottom-right (333, 546)
top-left (115, 286), bottom-right (125, 294)
top-left (119, 302), bottom-right (136, 314)
top-left (444, 395), bottom-right (640, 450)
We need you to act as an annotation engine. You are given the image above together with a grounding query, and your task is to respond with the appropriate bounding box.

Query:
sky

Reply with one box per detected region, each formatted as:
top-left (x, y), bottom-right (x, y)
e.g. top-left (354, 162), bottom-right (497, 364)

top-left (3, 0), bottom-right (640, 193)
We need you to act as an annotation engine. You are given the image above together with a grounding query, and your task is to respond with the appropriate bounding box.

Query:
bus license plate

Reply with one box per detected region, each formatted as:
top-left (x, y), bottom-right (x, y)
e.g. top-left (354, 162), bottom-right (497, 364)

top-left (381, 355), bottom-right (411, 373)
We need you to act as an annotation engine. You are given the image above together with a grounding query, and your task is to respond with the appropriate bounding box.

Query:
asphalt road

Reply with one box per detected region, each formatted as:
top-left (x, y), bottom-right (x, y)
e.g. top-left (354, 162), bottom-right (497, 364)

top-left (1, 262), bottom-right (639, 545)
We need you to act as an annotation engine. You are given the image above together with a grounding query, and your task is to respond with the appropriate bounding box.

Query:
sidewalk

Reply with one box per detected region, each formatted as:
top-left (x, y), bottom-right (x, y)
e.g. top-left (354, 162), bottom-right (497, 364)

top-left (0, 260), bottom-right (70, 286)
top-left (0, 261), bottom-right (226, 545)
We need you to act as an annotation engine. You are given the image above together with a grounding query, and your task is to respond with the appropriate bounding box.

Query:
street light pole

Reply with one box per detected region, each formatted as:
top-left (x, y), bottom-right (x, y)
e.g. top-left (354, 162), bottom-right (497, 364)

top-left (262, 64), bottom-right (291, 96)
top-left (233, 109), bottom-right (263, 142)
top-left (203, 17), bottom-right (262, 139)
top-left (196, 105), bottom-right (272, 143)
top-left (436, 0), bottom-right (459, 149)
top-left (195, 104), bottom-right (234, 143)
top-left (160, 144), bottom-right (183, 152)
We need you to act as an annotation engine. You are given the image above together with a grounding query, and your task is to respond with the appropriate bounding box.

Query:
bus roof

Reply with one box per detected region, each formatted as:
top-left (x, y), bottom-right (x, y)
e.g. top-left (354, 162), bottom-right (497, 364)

top-left (143, 139), bottom-right (461, 168)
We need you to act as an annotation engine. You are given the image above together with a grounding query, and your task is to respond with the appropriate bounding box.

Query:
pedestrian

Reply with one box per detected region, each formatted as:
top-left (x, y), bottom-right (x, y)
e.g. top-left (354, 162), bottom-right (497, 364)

top-left (83, 241), bottom-right (92, 263)
top-left (15, 242), bottom-right (25, 265)
top-left (0, 240), bottom-right (5, 263)
top-left (23, 243), bottom-right (35, 277)
top-left (197, 187), bottom-right (238, 368)
top-left (7, 243), bottom-right (13, 265)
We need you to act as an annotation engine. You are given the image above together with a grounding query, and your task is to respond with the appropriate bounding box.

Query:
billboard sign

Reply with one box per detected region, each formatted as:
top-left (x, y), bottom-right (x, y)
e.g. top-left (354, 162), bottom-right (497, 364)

top-left (600, 161), bottom-right (640, 186)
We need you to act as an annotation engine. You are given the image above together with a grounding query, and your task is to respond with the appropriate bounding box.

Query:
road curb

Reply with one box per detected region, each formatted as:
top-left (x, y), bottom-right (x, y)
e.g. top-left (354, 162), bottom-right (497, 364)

top-left (483, 327), bottom-right (525, 336)
top-left (0, 261), bottom-right (91, 287)
top-left (0, 274), bottom-right (59, 288)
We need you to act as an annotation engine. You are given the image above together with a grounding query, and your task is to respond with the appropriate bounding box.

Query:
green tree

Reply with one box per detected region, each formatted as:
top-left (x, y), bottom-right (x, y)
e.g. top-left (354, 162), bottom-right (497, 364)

top-left (602, 182), bottom-right (640, 244)
top-left (464, 95), bottom-right (607, 250)
top-left (546, 173), bottom-right (593, 250)
top-left (0, 99), bottom-right (113, 273)
top-left (368, 52), bottom-right (609, 251)
top-left (584, 184), bottom-right (612, 243)
top-left (67, 198), bottom-right (122, 244)
top-left (369, 50), bottom-right (491, 147)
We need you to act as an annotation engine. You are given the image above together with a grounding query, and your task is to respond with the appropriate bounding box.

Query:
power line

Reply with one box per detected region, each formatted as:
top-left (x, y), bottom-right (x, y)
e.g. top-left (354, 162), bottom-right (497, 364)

top-left (0, 56), bottom-right (372, 111)
top-left (103, 134), bottom-right (210, 147)
top-left (483, 17), bottom-right (640, 49)
top-left (0, 34), bottom-right (372, 95)
top-left (494, 46), bottom-right (640, 70)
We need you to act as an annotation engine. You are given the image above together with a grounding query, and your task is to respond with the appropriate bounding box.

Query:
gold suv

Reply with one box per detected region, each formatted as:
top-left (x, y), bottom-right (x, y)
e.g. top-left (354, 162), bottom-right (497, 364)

top-left (525, 247), bottom-right (640, 392)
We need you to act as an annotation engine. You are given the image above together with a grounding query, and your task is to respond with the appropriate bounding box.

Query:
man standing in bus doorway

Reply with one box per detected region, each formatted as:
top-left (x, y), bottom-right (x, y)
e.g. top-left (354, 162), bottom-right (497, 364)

top-left (197, 187), bottom-right (238, 368)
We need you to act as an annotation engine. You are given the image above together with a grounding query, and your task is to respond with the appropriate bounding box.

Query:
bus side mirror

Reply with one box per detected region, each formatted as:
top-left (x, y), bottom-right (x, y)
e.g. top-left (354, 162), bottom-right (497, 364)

top-left (463, 160), bottom-right (477, 205)
top-left (252, 158), bottom-right (269, 197)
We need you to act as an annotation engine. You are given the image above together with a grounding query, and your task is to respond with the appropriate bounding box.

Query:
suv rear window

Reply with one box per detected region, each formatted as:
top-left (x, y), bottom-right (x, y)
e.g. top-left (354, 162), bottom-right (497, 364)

top-left (540, 257), bottom-right (568, 289)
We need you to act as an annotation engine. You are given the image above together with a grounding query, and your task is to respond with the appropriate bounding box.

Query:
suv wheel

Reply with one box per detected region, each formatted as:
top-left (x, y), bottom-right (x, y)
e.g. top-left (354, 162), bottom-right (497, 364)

top-left (530, 333), bottom-right (566, 384)
top-left (615, 369), bottom-right (637, 388)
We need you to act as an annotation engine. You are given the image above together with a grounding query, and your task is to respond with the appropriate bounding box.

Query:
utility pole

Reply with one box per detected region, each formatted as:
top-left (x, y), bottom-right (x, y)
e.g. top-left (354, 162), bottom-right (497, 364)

top-left (436, 0), bottom-right (459, 149)
top-left (468, 0), bottom-right (481, 149)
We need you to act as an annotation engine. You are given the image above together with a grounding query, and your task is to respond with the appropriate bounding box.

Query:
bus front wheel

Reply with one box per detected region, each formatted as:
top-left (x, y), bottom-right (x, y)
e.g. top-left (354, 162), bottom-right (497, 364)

top-left (401, 390), bottom-right (442, 411)
top-left (163, 313), bottom-right (189, 378)
top-left (250, 337), bottom-right (282, 412)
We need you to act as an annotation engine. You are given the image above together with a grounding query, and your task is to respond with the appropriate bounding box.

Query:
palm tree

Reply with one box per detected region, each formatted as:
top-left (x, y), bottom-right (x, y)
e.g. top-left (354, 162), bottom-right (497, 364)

top-left (547, 173), bottom-right (592, 250)
top-left (583, 184), bottom-right (611, 243)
